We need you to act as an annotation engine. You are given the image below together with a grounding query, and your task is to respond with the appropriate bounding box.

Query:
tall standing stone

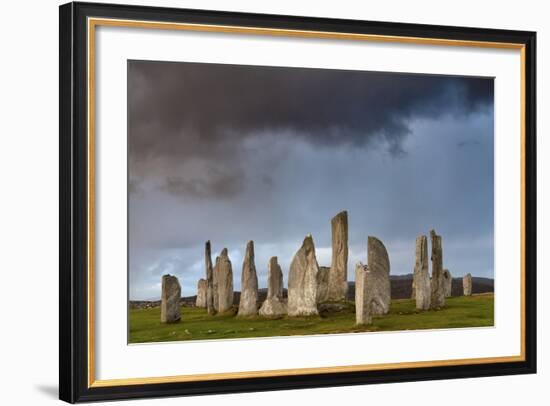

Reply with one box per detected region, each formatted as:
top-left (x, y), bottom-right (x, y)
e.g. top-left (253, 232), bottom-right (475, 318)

top-left (355, 262), bottom-right (373, 326)
top-left (463, 273), bottom-right (473, 296)
top-left (316, 266), bottom-right (330, 303)
top-left (259, 256), bottom-right (287, 317)
top-left (213, 248), bottom-right (234, 313)
top-left (413, 235), bottom-right (431, 310)
top-left (430, 230), bottom-right (445, 309)
top-left (205, 241), bottom-right (216, 315)
top-left (288, 235), bottom-right (320, 316)
top-left (267, 256), bottom-right (284, 299)
top-left (160, 274), bottom-right (181, 323)
top-left (328, 211), bottom-right (348, 301)
top-left (238, 241), bottom-right (259, 316)
top-left (368, 236), bottom-right (391, 315)
top-left (195, 278), bottom-right (207, 308)
top-left (443, 269), bottom-right (452, 297)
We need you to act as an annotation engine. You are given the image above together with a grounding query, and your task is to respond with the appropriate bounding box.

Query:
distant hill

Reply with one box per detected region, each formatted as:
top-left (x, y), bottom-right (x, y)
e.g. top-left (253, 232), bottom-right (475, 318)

top-left (130, 288), bottom-right (288, 309)
top-left (130, 274), bottom-right (493, 308)
top-left (347, 274), bottom-right (494, 300)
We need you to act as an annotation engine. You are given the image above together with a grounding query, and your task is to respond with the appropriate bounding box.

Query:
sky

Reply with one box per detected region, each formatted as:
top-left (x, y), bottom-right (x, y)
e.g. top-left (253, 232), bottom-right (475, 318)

top-left (128, 60), bottom-right (494, 300)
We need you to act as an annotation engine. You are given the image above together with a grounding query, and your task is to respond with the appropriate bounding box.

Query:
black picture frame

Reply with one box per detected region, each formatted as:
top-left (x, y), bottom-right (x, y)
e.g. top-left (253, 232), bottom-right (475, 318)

top-left (59, 1), bottom-right (537, 403)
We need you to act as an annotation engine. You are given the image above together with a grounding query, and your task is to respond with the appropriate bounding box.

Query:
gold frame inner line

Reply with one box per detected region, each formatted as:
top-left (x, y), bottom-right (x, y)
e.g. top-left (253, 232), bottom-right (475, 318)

top-left (86, 17), bottom-right (527, 388)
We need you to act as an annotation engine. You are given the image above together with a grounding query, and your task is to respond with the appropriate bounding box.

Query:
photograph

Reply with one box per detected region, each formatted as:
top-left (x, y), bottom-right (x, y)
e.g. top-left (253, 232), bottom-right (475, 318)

top-left (127, 60), bottom-right (495, 344)
top-left (54, 1), bottom-right (536, 402)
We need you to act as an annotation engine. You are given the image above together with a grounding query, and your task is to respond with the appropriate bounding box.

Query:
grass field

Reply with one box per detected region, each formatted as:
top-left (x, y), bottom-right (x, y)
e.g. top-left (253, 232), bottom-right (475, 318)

top-left (129, 293), bottom-right (494, 344)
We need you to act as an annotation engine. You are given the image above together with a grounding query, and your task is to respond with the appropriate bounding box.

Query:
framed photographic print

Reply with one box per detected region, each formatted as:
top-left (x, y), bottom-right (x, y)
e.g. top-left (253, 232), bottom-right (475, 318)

top-left (59, 1), bottom-right (537, 403)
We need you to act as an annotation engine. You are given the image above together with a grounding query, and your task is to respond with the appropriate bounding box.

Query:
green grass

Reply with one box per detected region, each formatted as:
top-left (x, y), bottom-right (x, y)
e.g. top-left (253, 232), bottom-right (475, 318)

top-left (129, 293), bottom-right (494, 344)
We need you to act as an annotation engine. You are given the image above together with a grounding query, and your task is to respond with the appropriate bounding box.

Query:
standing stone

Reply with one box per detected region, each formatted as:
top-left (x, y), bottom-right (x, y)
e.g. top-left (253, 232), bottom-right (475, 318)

top-left (213, 248), bottom-right (234, 313)
top-left (316, 266), bottom-right (330, 303)
top-left (205, 241), bottom-right (216, 315)
top-left (368, 237), bottom-right (391, 315)
top-left (413, 235), bottom-right (431, 310)
top-left (355, 262), bottom-right (373, 326)
top-left (195, 278), bottom-right (207, 308)
top-left (160, 274), bottom-right (181, 323)
top-left (327, 211), bottom-right (348, 301)
top-left (463, 273), bottom-right (473, 296)
top-left (410, 278), bottom-right (416, 300)
top-left (259, 257), bottom-right (287, 317)
top-left (443, 269), bottom-right (452, 297)
top-left (238, 241), bottom-right (259, 316)
top-left (267, 256), bottom-right (284, 299)
top-left (288, 235), bottom-right (320, 316)
top-left (430, 230), bottom-right (446, 309)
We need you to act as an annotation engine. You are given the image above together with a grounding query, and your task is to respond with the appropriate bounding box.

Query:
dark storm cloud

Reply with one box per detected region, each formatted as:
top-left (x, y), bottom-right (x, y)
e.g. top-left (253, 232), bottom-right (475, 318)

top-left (127, 60), bottom-right (494, 299)
top-left (162, 167), bottom-right (245, 199)
top-left (128, 61), bottom-right (493, 198)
